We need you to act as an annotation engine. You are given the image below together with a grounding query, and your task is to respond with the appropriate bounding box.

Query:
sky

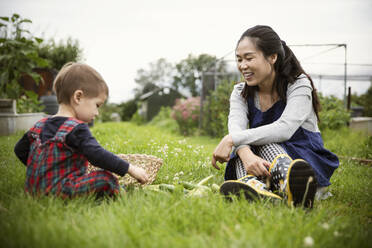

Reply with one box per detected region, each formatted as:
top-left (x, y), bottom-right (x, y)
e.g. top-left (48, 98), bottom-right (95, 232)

top-left (1, 0), bottom-right (372, 103)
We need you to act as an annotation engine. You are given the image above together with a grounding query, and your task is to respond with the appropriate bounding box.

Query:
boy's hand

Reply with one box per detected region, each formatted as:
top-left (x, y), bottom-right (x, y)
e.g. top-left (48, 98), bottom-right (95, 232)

top-left (128, 165), bottom-right (149, 184)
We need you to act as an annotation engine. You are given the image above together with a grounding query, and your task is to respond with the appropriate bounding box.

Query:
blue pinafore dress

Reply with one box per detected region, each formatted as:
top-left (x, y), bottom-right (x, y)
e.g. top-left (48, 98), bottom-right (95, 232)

top-left (225, 98), bottom-right (339, 187)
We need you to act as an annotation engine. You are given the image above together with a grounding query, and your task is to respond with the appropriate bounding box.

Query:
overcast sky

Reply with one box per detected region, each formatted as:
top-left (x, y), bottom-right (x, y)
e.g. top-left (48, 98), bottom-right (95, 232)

top-left (1, 0), bottom-right (372, 102)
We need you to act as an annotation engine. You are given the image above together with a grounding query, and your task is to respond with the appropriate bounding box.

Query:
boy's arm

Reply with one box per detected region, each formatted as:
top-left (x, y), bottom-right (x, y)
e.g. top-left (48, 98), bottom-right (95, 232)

top-left (66, 124), bottom-right (129, 176)
top-left (14, 132), bottom-right (31, 166)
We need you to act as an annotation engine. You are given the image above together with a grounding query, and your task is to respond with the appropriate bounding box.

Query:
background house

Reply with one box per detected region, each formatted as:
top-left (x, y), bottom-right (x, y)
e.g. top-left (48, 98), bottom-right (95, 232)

top-left (139, 87), bottom-right (183, 121)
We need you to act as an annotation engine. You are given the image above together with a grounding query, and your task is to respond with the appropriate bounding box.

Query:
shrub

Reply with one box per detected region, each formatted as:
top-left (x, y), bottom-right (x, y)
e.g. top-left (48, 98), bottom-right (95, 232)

top-left (0, 13), bottom-right (48, 113)
top-left (36, 38), bottom-right (83, 70)
top-left (351, 85), bottom-right (372, 117)
top-left (202, 80), bottom-right (235, 137)
top-left (131, 109), bottom-right (145, 125)
top-left (119, 99), bottom-right (138, 121)
top-left (97, 102), bottom-right (121, 123)
top-left (318, 94), bottom-right (350, 130)
top-left (16, 90), bottom-right (43, 113)
top-left (149, 106), bottom-right (179, 133)
top-left (171, 97), bottom-right (200, 136)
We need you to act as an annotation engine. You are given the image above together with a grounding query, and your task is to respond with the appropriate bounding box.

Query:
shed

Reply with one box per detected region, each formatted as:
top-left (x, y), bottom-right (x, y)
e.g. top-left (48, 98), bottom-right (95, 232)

top-left (139, 87), bottom-right (183, 121)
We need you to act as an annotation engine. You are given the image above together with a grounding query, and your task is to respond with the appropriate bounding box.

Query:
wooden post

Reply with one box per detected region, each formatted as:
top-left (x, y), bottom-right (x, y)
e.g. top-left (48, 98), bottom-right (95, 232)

top-left (347, 86), bottom-right (351, 110)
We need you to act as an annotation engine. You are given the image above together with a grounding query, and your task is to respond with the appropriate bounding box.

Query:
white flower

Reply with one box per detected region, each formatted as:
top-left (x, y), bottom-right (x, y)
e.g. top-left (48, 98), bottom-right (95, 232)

top-left (334, 231), bottom-right (340, 237)
top-left (321, 223), bottom-right (330, 230)
top-left (173, 176), bottom-right (179, 181)
top-left (175, 148), bottom-right (182, 153)
top-left (304, 236), bottom-right (314, 247)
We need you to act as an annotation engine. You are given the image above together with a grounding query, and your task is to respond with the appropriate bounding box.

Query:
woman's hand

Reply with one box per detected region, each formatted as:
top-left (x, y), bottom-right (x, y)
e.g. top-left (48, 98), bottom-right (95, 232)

top-left (237, 147), bottom-right (271, 177)
top-left (212, 135), bottom-right (234, 170)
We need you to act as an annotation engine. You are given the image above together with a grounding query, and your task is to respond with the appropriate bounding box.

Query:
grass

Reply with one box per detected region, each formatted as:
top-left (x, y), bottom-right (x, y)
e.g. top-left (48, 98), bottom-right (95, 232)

top-left (0, 122), bottom-right (371, 248)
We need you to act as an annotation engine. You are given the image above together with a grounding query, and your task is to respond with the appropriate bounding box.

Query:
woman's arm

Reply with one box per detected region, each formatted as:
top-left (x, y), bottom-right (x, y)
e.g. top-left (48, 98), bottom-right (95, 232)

top-left (228, 83), bottom-right (250, 152)
top-left (231, 78), bottom-right (314, 147)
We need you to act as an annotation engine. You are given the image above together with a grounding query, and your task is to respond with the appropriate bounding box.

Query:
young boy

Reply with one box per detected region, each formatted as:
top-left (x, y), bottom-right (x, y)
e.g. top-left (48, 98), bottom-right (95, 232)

top-left (14, 62), bottom-right (148, 198)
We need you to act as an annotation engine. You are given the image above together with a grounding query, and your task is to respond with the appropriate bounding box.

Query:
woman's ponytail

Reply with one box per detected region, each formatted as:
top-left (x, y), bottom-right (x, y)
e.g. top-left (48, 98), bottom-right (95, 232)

top-left (277, 41), bottom-right (320, 120)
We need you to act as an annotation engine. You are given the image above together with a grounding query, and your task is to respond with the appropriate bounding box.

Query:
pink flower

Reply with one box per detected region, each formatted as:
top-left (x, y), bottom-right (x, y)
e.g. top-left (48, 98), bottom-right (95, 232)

top-left (182, 110), bottom-right (189, 120)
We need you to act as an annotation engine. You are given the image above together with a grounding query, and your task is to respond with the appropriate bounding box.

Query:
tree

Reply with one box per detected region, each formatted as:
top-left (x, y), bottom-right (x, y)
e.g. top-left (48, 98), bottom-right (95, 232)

top-left (173, 54), bottom-right (227, 97)
top-left (134, 58), bottom-right (173, 98)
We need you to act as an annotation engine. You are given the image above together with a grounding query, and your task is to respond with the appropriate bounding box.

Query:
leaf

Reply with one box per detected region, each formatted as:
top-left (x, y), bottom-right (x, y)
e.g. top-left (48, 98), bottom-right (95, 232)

top-left (19, 19), bottom-right (32, 24)
top-left (11, 14), bottom-right (20, 22)
top-left (29, 72), bottom-right (42, 85)
top-left (35, 57), bottom-right (49, 68)
top-left (0, 17), bottom-right (9, 22)
top-left (0, 71), bottom-right (9, 87)
top-left (197, 175), bottom-right (214, 186)
top-left (34, 37), bottom-right (43, 43)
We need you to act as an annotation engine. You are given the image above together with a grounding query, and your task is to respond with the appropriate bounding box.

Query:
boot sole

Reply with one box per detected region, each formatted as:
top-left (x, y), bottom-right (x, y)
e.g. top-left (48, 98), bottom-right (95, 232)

top-left (220, 180), bottom-right (282, 201)
top-left (286, 159), bottom-right (317, 208)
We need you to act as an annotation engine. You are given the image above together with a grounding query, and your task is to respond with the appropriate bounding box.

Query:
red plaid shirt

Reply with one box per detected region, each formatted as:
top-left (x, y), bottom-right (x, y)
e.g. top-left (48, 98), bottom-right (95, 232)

top-left (25, 117), bottom-right (119, 198)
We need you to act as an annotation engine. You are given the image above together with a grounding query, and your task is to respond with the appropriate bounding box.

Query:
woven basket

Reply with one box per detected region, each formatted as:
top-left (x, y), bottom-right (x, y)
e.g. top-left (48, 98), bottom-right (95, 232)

top-left (87, 154), bottom-right (163, 186)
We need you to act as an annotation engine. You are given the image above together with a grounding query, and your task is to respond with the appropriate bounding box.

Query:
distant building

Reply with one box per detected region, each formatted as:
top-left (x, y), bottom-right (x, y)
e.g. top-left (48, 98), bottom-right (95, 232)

top-left (139, 87), bottom-right (183, 121)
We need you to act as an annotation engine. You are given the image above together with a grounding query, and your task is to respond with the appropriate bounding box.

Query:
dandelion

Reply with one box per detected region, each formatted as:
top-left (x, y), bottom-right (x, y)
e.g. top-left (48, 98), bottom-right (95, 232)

top-left (303, 236), bottom-right (314, 247)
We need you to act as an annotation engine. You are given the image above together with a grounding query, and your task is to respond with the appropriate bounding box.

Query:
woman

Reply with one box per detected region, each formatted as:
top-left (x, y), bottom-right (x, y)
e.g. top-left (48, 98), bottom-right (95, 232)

top-left (212, 25), bottom-right (339, 208)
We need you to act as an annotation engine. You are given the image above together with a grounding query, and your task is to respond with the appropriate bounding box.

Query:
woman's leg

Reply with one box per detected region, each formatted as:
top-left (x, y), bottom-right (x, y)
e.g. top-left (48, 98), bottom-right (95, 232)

top-left (255, 143), bottom-right (287, 164)
top-left (231, 143), bottom-right (317, 208)
top-left (235, 143), bottom-right (287, 179)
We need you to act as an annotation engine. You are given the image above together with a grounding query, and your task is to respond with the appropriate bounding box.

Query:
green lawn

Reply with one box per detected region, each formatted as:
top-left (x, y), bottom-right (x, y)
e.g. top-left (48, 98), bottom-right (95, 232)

top-left (0, 122), bottom-right (371, 248)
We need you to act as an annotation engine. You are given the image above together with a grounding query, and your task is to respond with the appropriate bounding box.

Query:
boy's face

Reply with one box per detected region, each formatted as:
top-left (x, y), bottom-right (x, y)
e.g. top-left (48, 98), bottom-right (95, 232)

top-left (74, 92), bottom-right (107, 123)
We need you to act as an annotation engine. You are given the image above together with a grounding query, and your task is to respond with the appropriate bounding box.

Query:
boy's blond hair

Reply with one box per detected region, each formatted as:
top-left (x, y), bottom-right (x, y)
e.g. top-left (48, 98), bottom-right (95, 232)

top-left (53, 62), bottom-right (109, 104)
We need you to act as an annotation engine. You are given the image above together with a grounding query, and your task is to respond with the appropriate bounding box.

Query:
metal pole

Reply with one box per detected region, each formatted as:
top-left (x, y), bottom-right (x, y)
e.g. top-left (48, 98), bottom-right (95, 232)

top-left (347, 86), bottom-right (351, 111)
top-left (343, 44), bottom-right (347, 107)
top-left (199, 73), bottom-right (204, 130)
top-left (318, 75), bottom-right (322, 93)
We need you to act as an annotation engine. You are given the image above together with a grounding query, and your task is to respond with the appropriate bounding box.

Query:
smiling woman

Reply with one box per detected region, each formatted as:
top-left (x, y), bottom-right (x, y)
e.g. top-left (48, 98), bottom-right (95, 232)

top-left (212, 25), bottom-right (339, 208)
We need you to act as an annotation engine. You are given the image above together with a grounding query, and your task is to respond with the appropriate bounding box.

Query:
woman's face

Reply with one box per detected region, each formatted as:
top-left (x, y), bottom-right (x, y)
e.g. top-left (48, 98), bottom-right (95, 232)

top-left (236, 37), bottom-right (277, 89)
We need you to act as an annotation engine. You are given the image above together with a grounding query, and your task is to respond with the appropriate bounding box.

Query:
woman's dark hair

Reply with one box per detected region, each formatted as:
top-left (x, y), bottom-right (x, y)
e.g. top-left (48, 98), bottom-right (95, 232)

top-left (238, 25), bottom-right (320, 119)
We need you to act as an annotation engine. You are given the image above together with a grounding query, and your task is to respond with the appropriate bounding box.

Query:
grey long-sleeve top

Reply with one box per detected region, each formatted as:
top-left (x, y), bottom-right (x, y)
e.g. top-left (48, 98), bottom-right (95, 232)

top-left (228, 75), bottom-right (319, 150)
